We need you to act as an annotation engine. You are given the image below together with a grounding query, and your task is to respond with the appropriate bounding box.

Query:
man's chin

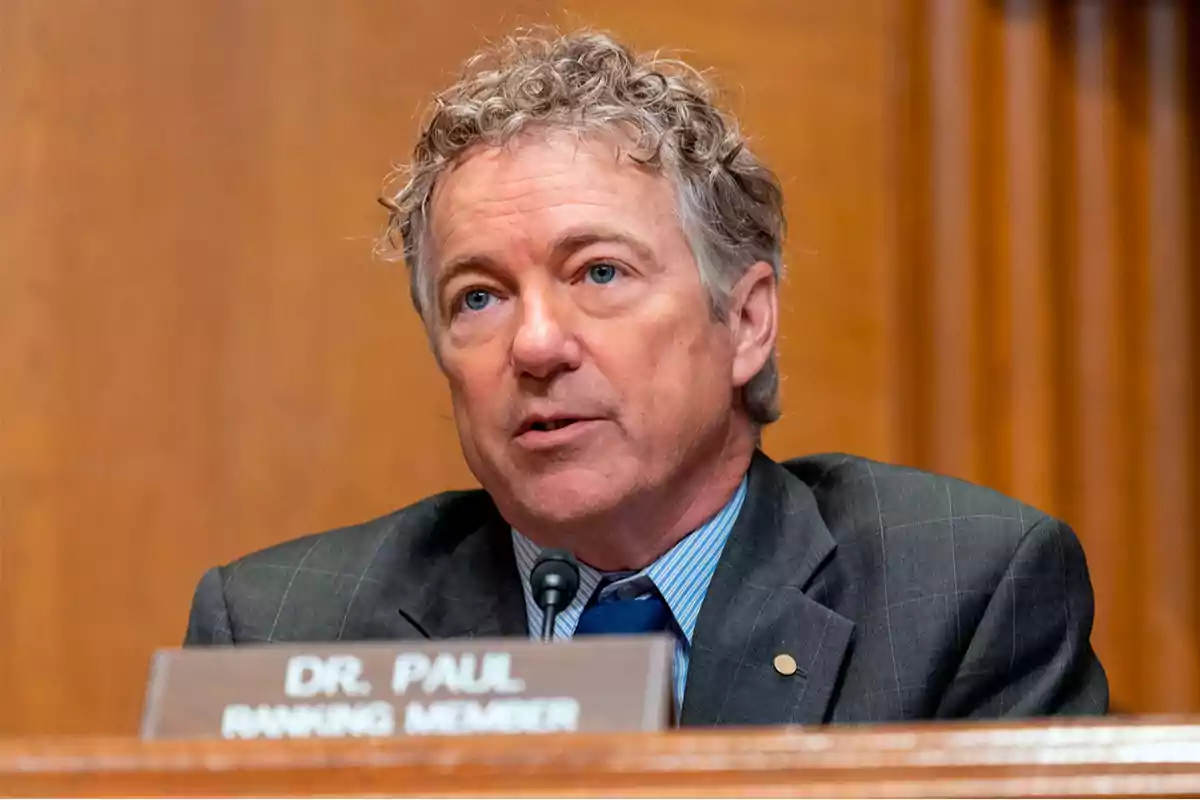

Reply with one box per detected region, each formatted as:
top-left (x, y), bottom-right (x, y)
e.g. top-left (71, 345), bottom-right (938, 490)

top-left (501, 470), bottom-right (632, 532)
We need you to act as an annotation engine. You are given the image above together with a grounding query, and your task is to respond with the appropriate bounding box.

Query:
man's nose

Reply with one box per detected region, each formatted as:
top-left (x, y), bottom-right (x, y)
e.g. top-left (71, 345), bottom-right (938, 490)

top-left (510, 290), bottom-right (582, 380)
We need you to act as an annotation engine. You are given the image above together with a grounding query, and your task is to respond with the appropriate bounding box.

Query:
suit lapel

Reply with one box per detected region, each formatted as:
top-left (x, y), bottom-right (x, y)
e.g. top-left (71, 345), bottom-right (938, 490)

top-left (681, 451), bottom-right (854, 726)
top-left (386, 496), bottom-right (529, 640)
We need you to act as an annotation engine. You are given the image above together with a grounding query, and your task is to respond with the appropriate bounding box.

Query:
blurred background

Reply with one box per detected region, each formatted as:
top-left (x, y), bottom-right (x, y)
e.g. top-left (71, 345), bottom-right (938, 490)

top-left (0, 0), bottom-right (1195, 735)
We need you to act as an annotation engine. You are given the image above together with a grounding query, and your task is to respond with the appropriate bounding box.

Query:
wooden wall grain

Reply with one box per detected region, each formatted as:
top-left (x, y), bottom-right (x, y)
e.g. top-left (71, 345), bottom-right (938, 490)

top-left (0, 0), bottom-right (1194, 734)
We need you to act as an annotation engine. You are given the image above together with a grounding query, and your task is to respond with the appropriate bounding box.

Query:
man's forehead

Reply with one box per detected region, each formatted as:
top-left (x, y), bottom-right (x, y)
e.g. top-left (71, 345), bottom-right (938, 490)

top-left (428, 131), bottom-right (677, 255)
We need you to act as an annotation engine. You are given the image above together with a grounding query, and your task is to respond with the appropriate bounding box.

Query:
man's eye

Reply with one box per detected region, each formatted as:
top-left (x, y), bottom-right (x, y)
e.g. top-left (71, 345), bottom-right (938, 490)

top-left (585, 263), bottom-right (619, 285)
top-left (458, 289), bottom-right (495, 313)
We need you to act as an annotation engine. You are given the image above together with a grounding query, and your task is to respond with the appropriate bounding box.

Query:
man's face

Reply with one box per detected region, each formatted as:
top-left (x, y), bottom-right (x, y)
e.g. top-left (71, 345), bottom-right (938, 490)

top-left (427, 130), bottom-right (745, 541)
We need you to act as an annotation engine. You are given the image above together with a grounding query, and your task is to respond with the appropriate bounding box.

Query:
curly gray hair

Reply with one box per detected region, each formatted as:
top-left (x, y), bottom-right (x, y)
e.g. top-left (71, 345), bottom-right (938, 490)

top-left (378, 29), bottom-right (785, 424)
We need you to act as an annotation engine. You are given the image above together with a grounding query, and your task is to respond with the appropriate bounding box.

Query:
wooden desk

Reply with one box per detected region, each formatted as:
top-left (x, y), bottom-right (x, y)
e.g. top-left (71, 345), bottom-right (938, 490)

top-left (3, 717), bottom-right (1200, 797)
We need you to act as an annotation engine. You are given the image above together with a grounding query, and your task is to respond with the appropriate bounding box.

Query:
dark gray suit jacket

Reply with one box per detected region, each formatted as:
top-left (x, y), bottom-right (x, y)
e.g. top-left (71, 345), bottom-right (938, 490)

top-left (185, 452), bottom-right (1108, 724)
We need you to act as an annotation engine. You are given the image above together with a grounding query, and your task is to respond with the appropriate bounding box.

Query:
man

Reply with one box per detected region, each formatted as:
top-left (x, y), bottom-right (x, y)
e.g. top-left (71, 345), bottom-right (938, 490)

top-left (186, 30), bottom-right (1108, 724)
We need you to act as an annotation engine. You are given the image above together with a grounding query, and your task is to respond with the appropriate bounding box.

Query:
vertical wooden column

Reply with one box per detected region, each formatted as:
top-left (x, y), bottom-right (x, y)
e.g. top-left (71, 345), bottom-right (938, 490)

top-left (1064, 0), bottom-right (1140, 708)
top-left (1139, 0), bottom-right (1198, 711)
top-left (927, 0), bottom-right (985, 484)
top-left (998, 0), bottom-right (1056, 512)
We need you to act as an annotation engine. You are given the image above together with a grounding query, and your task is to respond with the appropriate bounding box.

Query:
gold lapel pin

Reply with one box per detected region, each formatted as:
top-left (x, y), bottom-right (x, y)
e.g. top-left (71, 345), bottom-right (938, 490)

top-left (773, 653), bottom-right (798, 676)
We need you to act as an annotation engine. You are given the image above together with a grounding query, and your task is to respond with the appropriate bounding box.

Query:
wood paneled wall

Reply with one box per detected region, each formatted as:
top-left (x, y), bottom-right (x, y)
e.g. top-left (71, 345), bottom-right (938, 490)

top-left (895, 0), bottom-right (1198, 714)
top-left (0, 0), bottom-right (1194, 735)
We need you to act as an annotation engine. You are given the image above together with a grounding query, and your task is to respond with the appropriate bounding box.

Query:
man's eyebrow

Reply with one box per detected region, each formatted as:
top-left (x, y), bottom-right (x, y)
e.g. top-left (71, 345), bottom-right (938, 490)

top-left (435, 254), bottom-right (505, 301)
top-left (550, 230), bottom-right (658, 266)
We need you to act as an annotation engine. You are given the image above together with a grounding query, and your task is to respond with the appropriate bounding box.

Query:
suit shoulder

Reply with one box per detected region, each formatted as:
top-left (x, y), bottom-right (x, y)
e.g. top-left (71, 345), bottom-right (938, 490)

top-left (782, 453), bottom-right (1053, 578)
top-left (217, 488), bottom-right (496, 582)
top-left (198, 488), bottom-right (497, 643)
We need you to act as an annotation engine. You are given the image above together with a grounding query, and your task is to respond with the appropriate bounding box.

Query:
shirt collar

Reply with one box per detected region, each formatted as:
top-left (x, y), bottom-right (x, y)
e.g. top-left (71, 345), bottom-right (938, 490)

top-left (511, 475), bottom-right (748, 646)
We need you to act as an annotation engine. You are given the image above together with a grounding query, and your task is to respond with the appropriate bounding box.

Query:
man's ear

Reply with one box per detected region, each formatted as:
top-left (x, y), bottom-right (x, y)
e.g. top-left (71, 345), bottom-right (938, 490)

top-left (728, 261), bottom-right (778, 389)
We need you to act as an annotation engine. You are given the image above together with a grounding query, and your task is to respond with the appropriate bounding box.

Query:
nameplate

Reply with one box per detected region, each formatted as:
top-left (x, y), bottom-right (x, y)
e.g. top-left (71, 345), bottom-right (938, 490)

top-left (141, 637), bottom-right (673, 740)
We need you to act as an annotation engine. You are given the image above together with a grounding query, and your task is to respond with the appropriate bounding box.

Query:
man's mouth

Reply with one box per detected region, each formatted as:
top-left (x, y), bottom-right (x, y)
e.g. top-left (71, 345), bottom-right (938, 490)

top-left (526, 418), bottom-right (583, 433)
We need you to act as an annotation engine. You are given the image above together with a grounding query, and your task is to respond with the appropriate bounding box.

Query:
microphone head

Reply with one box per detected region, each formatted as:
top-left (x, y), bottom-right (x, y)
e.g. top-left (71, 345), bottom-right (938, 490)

top-left (529, 548), bottom-right (580, 610)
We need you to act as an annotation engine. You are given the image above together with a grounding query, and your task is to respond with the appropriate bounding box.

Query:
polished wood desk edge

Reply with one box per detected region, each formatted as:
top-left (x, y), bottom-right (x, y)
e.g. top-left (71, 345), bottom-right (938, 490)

top-left (4, 717), bottom-right (1200, 797)
top-left (4, 716), bottom-right (1200, 770)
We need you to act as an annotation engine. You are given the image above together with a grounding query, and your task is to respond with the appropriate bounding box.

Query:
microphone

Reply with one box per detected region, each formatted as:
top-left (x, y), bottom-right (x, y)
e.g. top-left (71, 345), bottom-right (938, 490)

top-left (529, 549), bottom-right (580, 643)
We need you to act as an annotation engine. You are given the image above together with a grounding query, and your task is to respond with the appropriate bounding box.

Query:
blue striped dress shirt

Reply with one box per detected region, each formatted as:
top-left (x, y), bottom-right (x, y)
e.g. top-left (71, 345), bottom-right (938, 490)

top-left (511, 475), bottom-right (748, 711)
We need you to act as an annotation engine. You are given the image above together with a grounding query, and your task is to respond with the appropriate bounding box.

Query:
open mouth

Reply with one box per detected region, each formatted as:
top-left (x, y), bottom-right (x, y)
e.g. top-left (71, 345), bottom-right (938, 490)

top-left (526, 418), bottom-right (583, 433)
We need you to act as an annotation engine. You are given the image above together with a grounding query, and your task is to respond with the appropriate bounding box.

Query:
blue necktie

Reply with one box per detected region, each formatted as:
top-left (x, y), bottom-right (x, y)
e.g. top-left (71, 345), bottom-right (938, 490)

top-left (574, 583), bottom-right (670, 636)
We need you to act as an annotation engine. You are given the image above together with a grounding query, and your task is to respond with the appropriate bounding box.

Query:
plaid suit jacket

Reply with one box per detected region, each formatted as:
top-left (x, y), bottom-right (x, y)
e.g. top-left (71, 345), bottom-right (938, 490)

top-left (185, 451), bottom-right (1108, 724)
